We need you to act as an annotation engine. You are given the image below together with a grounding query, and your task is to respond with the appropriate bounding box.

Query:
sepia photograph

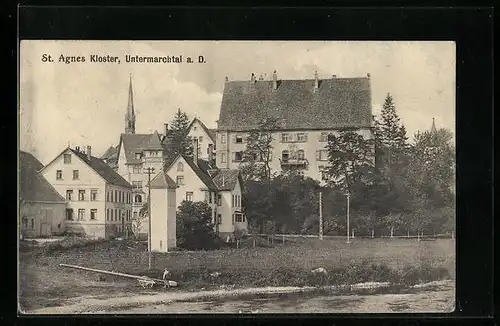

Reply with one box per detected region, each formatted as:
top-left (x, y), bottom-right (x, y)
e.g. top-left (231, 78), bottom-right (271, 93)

top-left (19, 40), bottom-right (456, 314)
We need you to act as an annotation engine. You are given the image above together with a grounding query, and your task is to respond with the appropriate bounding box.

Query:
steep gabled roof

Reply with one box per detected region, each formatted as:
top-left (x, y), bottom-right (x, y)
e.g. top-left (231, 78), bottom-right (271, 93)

top-left (165, 154), bottom-right (241, 192)
top-left (101, 145), bottom-right (119, 160)
top-left (218, 77), bottom-right (372, 131)
top-left (119, 132), bottom-right (164, 164)
top-left (149, 171), bottom-right (178, 189)
top-left (69, 149), bottom-right (132, 188)
top-left (207, 129), bottom-right (217, 142)
top-left (19, 151), bottom-right (66, 203)
top-left (211, 169), bottom-right (242, 191)
top-left (182, 156), bottom-right (218, 191)
top-left (188, 117), bottom-right (216, 142)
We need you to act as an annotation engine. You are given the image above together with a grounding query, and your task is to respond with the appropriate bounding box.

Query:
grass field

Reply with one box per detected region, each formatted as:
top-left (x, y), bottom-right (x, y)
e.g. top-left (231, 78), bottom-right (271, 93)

top-left (19, 235), bottom-right (455, 312)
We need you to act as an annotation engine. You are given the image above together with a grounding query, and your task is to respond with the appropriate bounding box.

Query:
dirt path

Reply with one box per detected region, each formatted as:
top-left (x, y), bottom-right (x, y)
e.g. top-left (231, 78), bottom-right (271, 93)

top-left (26, 280), bottom-right (455, 314)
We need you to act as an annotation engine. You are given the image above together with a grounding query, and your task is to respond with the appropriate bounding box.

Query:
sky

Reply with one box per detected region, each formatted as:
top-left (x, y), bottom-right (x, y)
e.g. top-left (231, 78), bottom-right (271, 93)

top-left (20, 41), bottom-right (456, 165)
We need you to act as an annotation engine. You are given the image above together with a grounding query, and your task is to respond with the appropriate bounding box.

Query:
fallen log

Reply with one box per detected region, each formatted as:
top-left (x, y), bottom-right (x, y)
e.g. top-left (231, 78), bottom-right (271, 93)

top-left (59, 263), bottom-right (178, 288)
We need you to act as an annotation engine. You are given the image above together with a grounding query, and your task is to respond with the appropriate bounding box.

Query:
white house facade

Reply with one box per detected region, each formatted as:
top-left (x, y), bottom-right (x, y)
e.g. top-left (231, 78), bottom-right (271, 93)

top-left (40, 146), bottom-right (133, 239)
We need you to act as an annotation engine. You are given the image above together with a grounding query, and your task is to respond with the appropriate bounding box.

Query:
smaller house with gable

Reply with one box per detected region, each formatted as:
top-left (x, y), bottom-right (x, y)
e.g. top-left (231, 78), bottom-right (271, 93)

top-left (187, 117), bottom-right (217, 161)
top-left (19, 151), bottom-right (67, 238)
top-left (164, 139), bottom-right (247, 240)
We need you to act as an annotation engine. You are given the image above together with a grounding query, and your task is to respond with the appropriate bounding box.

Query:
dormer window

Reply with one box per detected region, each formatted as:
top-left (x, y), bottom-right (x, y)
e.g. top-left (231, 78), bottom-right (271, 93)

top-left (235, 135), bottom-right (243, 143)
top-left (135, 153), bottom-right (142, 160)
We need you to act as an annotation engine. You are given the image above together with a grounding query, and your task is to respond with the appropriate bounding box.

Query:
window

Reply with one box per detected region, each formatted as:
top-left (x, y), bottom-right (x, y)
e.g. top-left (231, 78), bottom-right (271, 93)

top-left (282, 150), bottom-right (290, 162)
top-left (66, 209), bottom-right (73, 220)
top-left (217, 194), bottom-right (222, 206)
top-left (320, 132), bottom-right (329, 142)
top-left (221, 153), bottom-right (226, 163)
top-left (199, 136), bottom-right (203, 143)
top-left (232, 195), bottom-right (235, 207)
top-left (209, 192), bottom-right (213, 203)
top-left (297, 133), bottom-right (307, 142)
top-left (91, 190), bottom-right (97, 201)
top-left (177, 162), bottom-right (184, 172)
top-left (64, 154), bottom-right (72, 163)
top-left (133, 211), bottom-right (138, 218)
top-left (78, 190), bottom-right (85, 201)
top-left (78, 209), bottom-right (85, 221)
top-left (73, 170), bottom-right (79, 180)
top-left (221, 135), bottom-right (226, 143)
top-left (234, 151), bottom-right (243, 162)
top-left (66, 190), bottom-right (73, 201)
top-left (176, 176), bottom-right (184, 185)
top-left (90, 209), bottom-right (97, 220)
top-left (217, 213), bottom-right (222, 224)
top-left (133, 181), bottom-right (142, 190)
top-left (235, 135), bottom-right (243, 143)
top-left (135, 153), bottom-right (142, 160)
top-left (235, 213), bottom-right (244, 223)
top-left (115, 209), bottom-right (118, 221)
top-left (114, 190), bottom-right (118, 202)
top-left (56, 170), bottom-right (63, 180)
top-left (281, 133), bottom-right (289, 143)
top-left (204, 191), bottom-right (209, 203)
top-left (297, 149), bottom-right (305, 160)
top-left (133, 166), bottom-right (141, 174)
top-left (22, 217), bottom-right (28, 229)
top-left (135, 194), bottom-right (142, 203)
top-left (186, 192), bottom-right (193, 202)
top-left (317, 150), bottom-right (329, 161)
top-left (193, 126), bottom-right (197, 131)
top-left (30, 218), bottom-right (34, 229)
top-left (106, 209), bottom-right (109, 221)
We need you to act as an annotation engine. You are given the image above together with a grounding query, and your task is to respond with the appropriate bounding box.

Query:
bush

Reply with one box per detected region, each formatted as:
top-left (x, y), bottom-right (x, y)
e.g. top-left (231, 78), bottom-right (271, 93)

top-left (176, 201), bottom-right (221, 250)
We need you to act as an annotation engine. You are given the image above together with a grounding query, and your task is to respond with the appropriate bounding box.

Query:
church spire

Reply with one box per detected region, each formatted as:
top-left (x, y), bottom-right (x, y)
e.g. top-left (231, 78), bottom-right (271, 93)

top-left (125, 74), bottom-right (136, 134)
top-left (430, 117), bottom-right (437, 134)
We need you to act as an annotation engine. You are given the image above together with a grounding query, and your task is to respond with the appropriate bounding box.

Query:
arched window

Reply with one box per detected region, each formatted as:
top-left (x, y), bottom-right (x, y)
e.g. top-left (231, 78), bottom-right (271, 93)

top-left (297, 149), bottom-right (305, 160)
top-left (281, 150), bottom-right (290, 162)
top-left (135, 195), bottom-right (142, 203)
top-left (177, 162), bottom-right (184, 172)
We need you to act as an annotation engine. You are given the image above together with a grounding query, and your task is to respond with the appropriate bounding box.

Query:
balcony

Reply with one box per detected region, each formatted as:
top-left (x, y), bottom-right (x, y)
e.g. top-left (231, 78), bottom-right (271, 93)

top-left (279, 158), bottom-right (308, 168)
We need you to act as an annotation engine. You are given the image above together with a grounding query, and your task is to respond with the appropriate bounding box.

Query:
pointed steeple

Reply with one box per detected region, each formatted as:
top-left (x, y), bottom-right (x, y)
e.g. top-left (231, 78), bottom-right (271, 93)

top-left (430, 117), bottom-right (437, 134)
top-left (125, 74), bottom-right (136, 134)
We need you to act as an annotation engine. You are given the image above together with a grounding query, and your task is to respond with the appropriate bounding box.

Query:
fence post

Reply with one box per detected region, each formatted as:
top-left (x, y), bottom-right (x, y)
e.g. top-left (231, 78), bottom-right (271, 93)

top-left (282, 234), bottom-right (285, 245)
top-left (253, 238), bottom-right (256, 248)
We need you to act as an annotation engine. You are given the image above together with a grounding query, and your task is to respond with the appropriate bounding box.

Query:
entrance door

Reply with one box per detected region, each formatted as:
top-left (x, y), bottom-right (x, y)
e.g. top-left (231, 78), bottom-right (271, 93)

top-left (40, 209), bottom-right (53, 237)
top-left (40, 223), bottom-right (51, 237)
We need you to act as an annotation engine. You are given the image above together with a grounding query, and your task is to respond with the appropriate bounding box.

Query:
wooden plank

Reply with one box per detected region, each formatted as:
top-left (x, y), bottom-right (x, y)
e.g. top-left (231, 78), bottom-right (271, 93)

top-left (59, 263), bottom-right (177, 286)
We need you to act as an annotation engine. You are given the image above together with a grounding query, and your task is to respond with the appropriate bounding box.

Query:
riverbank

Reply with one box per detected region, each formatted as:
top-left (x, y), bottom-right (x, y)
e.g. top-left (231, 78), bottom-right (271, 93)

top-left (26, 280), bottom-right (455, 314)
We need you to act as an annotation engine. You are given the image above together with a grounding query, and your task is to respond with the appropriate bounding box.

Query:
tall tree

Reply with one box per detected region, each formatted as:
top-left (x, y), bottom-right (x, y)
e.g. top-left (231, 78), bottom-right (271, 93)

top-left (164, 108), bottom-right (193, 163)
top-left (326, 131), bottom-right (375, 194)
top-left (240, 117), bottom-right (278, 182)
top-left (375, 94), bottom-right (410, 178)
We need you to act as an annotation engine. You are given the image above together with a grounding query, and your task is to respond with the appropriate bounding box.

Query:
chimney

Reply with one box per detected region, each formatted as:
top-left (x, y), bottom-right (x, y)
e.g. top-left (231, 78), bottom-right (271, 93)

top-left (192, 138), bottom-right (199, 165)
top-left (208, 143), bottom-right (214, 162)
top-left (75, 146), bottom-right (80, 152)
top-left (250, 73), bottom-right (256, 83)
top-left (259, 74), bottom-right (263, 81)
top-left (367, 73), bottom-right (371, 79)
top-left (314, 70), bottom-right (319, 91)
top-left (225, 76), bottom-right (229, 83)
top-left (332, 74), bottom-right (337, 78)
top-left (272, 70), bottom-right (277, 90)
top-left (86, 146), bottom-right (92, 160)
